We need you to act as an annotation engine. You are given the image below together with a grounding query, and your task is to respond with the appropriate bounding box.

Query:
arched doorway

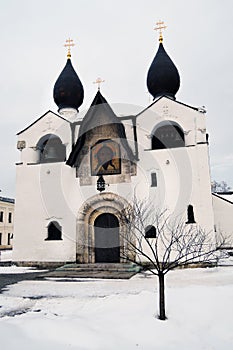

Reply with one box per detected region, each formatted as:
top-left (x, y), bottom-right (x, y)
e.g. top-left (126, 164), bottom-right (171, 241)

top-left (94, 213), bottom-right (120, 263)
top-left (77, 192), bottom-right (132, 263)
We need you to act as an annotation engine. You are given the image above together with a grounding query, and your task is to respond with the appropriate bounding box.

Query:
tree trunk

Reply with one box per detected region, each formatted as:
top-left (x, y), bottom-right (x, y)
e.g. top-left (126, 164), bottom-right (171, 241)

top-left (158, 272), bottom-right (166, 320)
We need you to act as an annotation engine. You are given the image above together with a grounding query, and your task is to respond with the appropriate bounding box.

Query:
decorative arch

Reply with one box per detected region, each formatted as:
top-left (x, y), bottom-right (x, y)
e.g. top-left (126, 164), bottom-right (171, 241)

top-left (151, 121), bottom-right (185, 150)
top-left (36, 134), bottom-right (66, 163)
top-left (76, 192), bottom-right (133, 263)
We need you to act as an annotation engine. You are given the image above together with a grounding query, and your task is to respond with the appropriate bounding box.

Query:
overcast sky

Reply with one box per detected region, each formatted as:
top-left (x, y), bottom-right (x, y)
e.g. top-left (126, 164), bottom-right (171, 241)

top-left (0, 0), bottom-right (233, 197)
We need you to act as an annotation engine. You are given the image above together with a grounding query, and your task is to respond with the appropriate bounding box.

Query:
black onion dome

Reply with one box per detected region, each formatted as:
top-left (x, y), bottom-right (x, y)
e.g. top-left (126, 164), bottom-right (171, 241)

top-left (53, 58), bottom-right (84, 111)
top-left (147, 42), bottom-right (180, 100)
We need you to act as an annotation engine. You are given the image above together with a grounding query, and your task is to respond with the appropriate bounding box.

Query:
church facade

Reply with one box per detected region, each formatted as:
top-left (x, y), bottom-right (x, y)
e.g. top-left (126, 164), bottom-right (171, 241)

top-left (12, 34), bottom-right (230, 266)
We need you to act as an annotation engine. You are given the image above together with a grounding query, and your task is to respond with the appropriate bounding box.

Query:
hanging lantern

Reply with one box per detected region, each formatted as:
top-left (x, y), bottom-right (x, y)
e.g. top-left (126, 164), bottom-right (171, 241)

top-left (97, 175), bottom-right (105, 192)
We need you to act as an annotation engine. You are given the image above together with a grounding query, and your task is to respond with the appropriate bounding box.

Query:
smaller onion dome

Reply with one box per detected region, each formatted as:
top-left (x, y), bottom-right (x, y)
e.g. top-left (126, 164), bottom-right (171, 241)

top-left (53, 58), bottom-right (84, 111)
top-left (147, 42), bottom-right (180, 100)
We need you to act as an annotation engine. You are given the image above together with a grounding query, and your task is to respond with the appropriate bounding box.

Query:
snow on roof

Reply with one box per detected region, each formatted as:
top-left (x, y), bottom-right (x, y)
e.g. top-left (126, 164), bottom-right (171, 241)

top-left (0, 196), bottom-right (15, 204)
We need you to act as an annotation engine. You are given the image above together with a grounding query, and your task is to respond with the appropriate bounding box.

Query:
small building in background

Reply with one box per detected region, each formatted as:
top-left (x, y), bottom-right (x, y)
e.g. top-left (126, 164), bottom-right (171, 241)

top-left (212, 192), bottom-right (233, 250)
top-left (0, 196), bottom-right (14, 249)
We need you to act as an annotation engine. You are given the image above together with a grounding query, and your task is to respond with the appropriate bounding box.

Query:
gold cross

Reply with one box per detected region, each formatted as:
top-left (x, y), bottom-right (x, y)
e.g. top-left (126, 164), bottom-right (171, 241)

top-left (154, 21), bottom-right (167, 43)
top-left (93, 77), bottom-right (105, 91)
top-left (64, 38), bottom-right (75, 58)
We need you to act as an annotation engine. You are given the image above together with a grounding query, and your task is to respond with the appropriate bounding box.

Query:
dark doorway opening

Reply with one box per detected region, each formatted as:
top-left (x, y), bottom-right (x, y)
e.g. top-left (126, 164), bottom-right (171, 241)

top-left (94, 213), bottom-right (120, 263)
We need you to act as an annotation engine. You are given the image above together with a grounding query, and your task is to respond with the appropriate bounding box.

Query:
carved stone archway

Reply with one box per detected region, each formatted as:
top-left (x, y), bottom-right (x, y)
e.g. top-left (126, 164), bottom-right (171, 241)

top-left (76, 192), bottom-right (131, 263)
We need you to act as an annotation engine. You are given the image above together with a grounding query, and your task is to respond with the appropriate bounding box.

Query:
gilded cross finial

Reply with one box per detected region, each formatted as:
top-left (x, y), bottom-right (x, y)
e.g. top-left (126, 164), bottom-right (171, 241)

top-left (154, 21), bottom-right (167, 43)
top-left (93, 77), bottom-right (105, 91)
top-left (64, 38), bottom-right (75, 59)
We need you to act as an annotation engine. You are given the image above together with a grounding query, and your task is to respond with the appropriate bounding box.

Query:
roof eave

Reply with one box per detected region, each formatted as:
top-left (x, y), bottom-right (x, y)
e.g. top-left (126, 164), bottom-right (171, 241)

top-left (135, 95), bottom-right (199, 118)
top-left (17, 110), bottom-right (71, 136)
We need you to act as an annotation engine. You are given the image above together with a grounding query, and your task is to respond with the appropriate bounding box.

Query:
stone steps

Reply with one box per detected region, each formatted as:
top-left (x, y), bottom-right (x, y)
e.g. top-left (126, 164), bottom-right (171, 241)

top-left (56, 263), bottom-right (138, 272)
top-left (40, 262), bottom-right (141, 279)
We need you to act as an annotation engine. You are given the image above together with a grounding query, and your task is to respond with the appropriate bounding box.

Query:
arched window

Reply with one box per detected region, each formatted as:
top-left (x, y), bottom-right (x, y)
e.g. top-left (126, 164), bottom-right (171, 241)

top-left (45, 221), bottom-right (62, 240)
top-left (145, 225), bottom-right (157, 238)
top-left (152, 122), bottom-right (185, 150)
top-left (186, 205), bottom-right (196, 224)
top-left (37, 134), bottom-right (66, 163)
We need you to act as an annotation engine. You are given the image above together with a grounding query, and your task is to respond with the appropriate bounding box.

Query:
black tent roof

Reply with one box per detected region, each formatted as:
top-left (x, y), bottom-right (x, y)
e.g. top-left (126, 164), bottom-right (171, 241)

top-left (66, 91), bottom-right (136, 167)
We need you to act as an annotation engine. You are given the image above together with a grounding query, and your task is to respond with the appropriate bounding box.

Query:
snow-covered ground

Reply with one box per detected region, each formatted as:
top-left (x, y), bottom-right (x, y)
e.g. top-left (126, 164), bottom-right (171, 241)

top-left (0, 249), bottom-right (12, 262)
top-left (0, 250), bottom-right (45, 273)
top-left (0, 265), bottom-right (44, 274)
top-left (0, 266), bottom-right (233, 350)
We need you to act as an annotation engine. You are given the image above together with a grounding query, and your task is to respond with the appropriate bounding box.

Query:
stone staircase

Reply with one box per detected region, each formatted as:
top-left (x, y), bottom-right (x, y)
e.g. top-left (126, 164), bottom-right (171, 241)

top-left (41, 262), bottom-right (141, 279)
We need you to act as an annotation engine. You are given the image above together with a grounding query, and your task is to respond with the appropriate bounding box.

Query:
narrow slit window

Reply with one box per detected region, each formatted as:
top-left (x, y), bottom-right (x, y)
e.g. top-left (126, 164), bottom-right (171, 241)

top-left (8, 212), bottom-right (12, 223)
top-left (0, 211), bottom-right (3, 222)
top-left (7, 233), bottom-right (11, 245)
top-left (151, 172), bottom-right (157, 187)
top-left (186, 205), bottom-right (196, 224)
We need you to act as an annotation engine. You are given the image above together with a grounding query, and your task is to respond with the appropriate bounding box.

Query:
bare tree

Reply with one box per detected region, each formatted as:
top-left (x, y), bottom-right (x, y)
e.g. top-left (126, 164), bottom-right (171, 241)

top-left (120, 199), bottom-right (229, 321)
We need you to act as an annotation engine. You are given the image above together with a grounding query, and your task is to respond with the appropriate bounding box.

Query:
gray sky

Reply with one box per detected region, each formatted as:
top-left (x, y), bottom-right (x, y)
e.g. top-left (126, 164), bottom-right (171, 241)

top-left (0, 0), bottom-right (233, 197)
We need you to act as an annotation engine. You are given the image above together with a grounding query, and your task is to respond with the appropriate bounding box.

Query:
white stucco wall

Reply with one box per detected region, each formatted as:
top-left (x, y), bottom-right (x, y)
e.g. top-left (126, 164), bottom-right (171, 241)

top-left (132, 97), bottom-right (214, 226)
top-left (13, 112), bottom-right (77, 263)
top-left (13, 163), bottom-right (77, 262)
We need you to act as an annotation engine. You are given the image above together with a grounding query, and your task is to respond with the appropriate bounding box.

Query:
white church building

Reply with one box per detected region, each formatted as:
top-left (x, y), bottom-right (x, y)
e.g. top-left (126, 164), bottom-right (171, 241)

top-left (12, 32), bottom-right (233, 266)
